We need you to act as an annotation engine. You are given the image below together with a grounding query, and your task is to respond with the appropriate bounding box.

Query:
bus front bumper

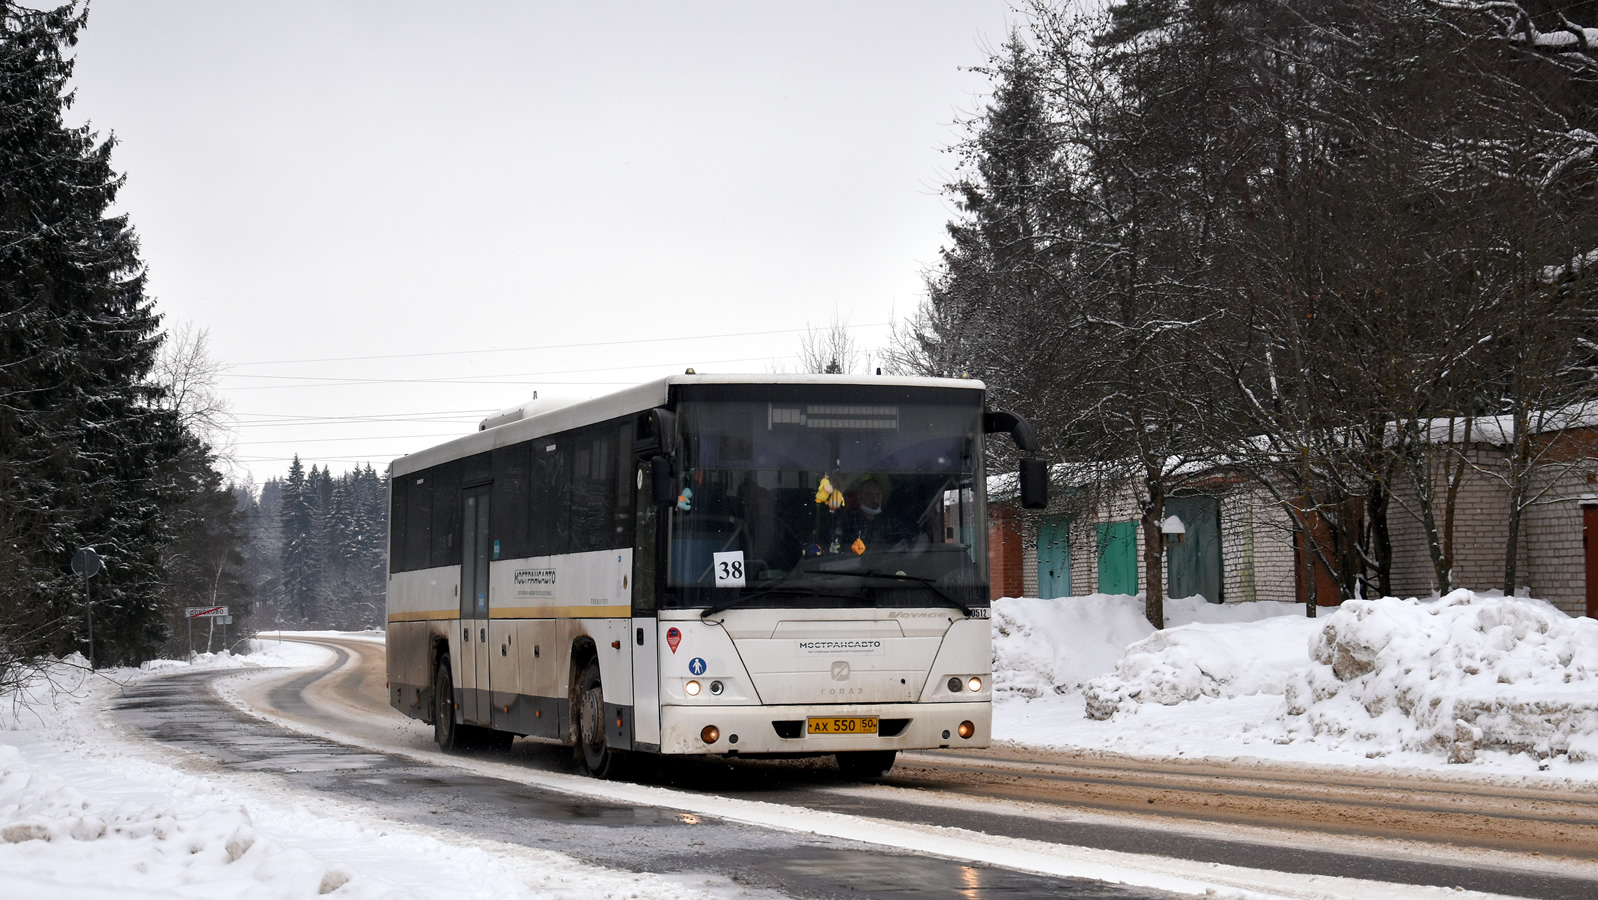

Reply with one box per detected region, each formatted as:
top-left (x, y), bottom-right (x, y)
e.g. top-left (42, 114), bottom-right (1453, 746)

top-left (656, 701), bottom-right (990, 755)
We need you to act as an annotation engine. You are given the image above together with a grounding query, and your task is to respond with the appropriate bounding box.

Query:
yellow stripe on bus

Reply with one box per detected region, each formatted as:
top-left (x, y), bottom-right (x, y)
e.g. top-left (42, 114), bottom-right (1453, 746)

top-left (387, 610), bottom-right (455, 622)
top-left (387, 606), bottom-right (630, 623)
top-left (491, 606), bottom-right (631, 619)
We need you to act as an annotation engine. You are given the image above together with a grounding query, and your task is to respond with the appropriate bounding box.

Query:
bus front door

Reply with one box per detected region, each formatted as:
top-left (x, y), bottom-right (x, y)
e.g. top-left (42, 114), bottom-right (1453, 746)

top-left (460, 485), bottom-right (493, 725)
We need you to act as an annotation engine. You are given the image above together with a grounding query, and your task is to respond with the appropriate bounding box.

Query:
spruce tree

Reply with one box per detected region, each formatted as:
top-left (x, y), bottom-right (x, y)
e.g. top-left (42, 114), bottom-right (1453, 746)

top-left (0, 2), bottom-right (188, 666)
top-left (278, 456), bottom-right (316, 624)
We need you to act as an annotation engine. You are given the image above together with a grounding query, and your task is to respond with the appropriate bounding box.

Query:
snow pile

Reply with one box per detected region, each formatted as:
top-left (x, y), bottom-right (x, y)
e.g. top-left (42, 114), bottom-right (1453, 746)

top-left (992, 593), bottom-right (1300, 699)
top-left (1082, 616), bottom-right (1316, 720)
top-left (1280, 591), bottom-right (1598, 763)
top-left (1, 646), bottom-right (746, 899)
top-left (0, 741), bottom-right (365, 897)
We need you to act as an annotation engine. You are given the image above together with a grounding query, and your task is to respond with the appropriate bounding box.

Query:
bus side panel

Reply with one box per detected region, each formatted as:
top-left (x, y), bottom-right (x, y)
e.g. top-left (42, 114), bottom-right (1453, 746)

top-left (631, 617), bottom-right (661, 749)
top-left (582, 617), bottom-right (634, 751)
top-left (491, 619), bottom-right (563, 740)
top-left (386, 567), bottom-right (458, 720)
top-left (387, 621), bottom-right (434, 720)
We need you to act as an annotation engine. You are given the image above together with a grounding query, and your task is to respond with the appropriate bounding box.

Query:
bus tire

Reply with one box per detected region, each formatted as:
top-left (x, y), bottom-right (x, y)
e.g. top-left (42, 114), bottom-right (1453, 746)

top-left (836, 750), bottom-right (896, 780)
top-left (434, 656), bottom-right (461, 752)
top-left (575, 658), bottom-right (626, 779)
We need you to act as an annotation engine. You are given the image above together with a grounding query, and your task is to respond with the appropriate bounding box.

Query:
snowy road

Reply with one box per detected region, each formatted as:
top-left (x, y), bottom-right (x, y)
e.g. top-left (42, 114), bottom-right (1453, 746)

top-left (110, 635), bottom-right (1598, 899)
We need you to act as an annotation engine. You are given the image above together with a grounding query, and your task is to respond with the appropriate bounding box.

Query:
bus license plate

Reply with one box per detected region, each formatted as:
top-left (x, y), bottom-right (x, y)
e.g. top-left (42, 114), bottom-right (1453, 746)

top-left (807, 716), bottom-right (878, 735)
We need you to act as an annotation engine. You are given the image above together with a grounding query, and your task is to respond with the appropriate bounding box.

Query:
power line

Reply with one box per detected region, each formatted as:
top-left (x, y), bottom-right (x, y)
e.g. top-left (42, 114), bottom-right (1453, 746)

top-left (228, 322), bottom-right (892, 367)
top-left (218, 355), bottom-right (774, 385)
top-left (232, 417), bottom-right (484, 429)
top-left (225, 379), bottom-right (684, 392)
top-left (233, 432), bottom-right (467, 446)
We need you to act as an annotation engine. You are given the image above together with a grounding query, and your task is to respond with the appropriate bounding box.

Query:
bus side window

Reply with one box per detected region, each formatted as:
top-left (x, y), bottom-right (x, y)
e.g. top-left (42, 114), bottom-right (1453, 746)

top-left (632, 459), bottom-right (658, 614)
top-left (570, 424), bottom-right (622, 553)
top-left (389, 475), bottom-right (408, 572)
top-left (492, 442), bottom-right (530, 561)
top-left (429, 459), bottom-right (461, 569)
top-left (615, 421), bottom-right (631, 542)
top-left (531, 439), bottom-right (569, 557)
top-left (404, 473), bottom-right (431, 572)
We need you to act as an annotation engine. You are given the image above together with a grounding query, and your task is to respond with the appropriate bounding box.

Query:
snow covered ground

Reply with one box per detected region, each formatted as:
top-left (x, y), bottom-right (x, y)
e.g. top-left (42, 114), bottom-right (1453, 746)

top-left (993, 590), bottom-right (1598, 780)
top-left (0, 644), bottom-right (751, 899)
top-left (6, 594), bottom-right (1594, 898)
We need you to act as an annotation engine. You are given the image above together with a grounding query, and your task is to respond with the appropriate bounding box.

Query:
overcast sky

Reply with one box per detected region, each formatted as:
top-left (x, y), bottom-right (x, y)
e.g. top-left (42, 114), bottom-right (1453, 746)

top-left (64, 1), bottom-right (1020, 485)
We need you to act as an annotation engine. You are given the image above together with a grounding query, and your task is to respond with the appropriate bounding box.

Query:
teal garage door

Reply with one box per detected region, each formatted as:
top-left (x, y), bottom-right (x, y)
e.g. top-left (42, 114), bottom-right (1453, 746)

top-left (1096, 520), bottom-right (1138, 596)
top-left (1036, 516), bottom-right (1071, 598)
top-left (1167, 495), bottom-right (1222, 603)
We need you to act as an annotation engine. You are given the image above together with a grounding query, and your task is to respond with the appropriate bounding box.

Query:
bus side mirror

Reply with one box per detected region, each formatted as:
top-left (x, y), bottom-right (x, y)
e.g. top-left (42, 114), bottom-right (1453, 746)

top-left (984, 410), bottom-right (1038, 454)
top-left (651, 456), bottom-right (677, 507)
top-left (649, 408), bottom-right (677, 454)
top-left (1019, 458), bottom-right (1048, 510)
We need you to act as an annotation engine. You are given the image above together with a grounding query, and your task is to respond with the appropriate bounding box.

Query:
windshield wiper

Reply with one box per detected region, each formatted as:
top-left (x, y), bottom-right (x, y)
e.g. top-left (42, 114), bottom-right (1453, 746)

top-left (859, 569), bottom-right (974, 617)
top-left (699, 582), bottom-right (847, 620)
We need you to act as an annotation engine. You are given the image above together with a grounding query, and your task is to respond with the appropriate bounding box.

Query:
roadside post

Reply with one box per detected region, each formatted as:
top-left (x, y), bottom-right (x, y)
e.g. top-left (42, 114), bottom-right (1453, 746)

top-left (186, 606), bottom-right (231, 656)
top-left (71, 547), bottom-right (102, 668)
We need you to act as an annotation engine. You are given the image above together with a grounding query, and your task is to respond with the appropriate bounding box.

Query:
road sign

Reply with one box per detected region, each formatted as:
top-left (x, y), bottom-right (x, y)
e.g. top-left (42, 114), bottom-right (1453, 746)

top-left (71, 547), bottom-right (101, 578)
top-left (186, 606), bottom-right (229, 618)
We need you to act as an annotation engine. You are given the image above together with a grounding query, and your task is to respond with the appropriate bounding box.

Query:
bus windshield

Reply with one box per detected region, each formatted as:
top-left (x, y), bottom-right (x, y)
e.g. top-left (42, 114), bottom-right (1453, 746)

top-left (665, 386), bottom-right (987, 610)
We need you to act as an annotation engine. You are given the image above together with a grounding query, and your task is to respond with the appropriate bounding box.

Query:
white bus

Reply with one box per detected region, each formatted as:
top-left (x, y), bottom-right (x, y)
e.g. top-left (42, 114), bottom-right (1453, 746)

top-left (385, 374), bottom-right (1045, 778)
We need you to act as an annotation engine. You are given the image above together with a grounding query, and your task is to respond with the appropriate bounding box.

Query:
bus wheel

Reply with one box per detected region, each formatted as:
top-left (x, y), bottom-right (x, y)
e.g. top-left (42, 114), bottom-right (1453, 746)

top-left (434, 656), bottom-right (460, 752)
top-left (836, 750), bottom-right (896, 780)
top-left (576, 659), bottom-right (624, 778)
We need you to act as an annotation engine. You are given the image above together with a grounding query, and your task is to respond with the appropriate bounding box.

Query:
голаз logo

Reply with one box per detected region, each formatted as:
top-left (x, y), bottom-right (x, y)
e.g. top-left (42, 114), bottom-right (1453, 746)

top-left (831, 661), bottom-right (851, 681)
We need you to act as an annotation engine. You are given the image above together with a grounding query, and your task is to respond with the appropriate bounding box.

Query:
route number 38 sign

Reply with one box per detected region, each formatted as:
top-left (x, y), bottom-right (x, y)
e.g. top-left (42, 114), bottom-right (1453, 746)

top-left (712, 551), bottom-right (746, 588)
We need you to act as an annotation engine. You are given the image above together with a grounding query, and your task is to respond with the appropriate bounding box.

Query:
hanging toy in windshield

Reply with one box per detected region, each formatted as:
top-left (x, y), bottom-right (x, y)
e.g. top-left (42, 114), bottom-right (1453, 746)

top-left (814, 475), bottom-right (845, 510)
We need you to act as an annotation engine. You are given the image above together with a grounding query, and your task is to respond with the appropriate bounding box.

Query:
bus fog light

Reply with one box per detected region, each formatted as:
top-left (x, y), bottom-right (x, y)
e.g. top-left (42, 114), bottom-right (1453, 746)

top-left (701, 725), bottom-right (720, 744)
top-left (685, 680), bottom-right (701, 696)
top-left (947, 677), bottom-right (961, 693)
top-left (957, 721), bottom-right (975, 739)
top-left (709, 680), bottom-right (724, 695)
top-left (967, 676), bottom-right (982, 692)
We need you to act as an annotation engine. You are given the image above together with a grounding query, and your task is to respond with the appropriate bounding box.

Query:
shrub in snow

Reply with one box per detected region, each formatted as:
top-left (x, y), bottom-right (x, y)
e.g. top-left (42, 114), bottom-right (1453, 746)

top-left (1281, 591), bottom-right (1598, 762)
top-left (1082, 617), bottom-right (1315, 719)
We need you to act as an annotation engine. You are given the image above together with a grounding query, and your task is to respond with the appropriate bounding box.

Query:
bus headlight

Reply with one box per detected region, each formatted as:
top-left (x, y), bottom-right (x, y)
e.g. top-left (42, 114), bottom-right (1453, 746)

top-left (967, 676), bottom-right (982, 692)
top-left (685, 680), bottom-right (702, 696)
top-left (958, 720), bottom-right (975, 739)
top-left (947, 677), bottom-right (961, 693)
top-left (701, 725), bottom-right (720, 744)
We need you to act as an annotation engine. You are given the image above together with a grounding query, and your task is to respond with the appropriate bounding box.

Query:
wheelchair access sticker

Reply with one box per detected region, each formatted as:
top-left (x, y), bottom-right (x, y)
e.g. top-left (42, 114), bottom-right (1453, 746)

top-left (689, 657), bottom-right (707, 676)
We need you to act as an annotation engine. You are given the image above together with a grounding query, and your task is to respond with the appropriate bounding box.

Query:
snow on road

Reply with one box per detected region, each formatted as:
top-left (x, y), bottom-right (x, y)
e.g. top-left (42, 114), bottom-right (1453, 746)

top-left (7, 589), bottom-right (1592, 898)
top-left (995, 590), bottom-right (1598, 780)
top-left (0, 647), bottom-right (750, 900)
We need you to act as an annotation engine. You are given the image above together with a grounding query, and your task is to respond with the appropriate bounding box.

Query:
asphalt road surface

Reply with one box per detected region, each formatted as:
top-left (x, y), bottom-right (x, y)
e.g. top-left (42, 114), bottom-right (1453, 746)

top-left (109, 635), bottom-right (1598, 900)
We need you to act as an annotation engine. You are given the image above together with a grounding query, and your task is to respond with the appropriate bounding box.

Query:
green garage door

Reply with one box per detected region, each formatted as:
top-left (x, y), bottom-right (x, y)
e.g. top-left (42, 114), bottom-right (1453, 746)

top-left (1036, 516), bottom-right (1071, 598)
top-left (1096, 520), bottom-right (1138, 596)
top-left (1167, 496), bottom-right (1222, 603)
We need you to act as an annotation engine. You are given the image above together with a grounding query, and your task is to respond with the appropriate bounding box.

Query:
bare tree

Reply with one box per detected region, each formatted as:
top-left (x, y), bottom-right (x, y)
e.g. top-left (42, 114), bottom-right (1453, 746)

top-left (150, 321), bottom-right (235, 470)
top-left (798, 314), bottom-right (867, 375)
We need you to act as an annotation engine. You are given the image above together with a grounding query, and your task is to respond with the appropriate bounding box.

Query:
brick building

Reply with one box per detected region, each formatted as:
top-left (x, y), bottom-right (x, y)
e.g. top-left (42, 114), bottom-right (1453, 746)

top-left (988, 425), bottom-right (1598, 619)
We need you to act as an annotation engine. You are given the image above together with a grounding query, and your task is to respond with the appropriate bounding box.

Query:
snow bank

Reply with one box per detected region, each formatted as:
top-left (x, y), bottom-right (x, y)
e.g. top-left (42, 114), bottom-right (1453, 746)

top-left (1, 650), bottom-right (743, 899)
top-left (991, 593), bottom-right (1300, 699)
top-left (1280, 591), bottom-right (1598, 763)
top-left (997, 589), bottom-right (1598, 770)
top-left (1083, 616), bottom-right (1317, 720)
top-left (0, 740), bottom-right (364, 897)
